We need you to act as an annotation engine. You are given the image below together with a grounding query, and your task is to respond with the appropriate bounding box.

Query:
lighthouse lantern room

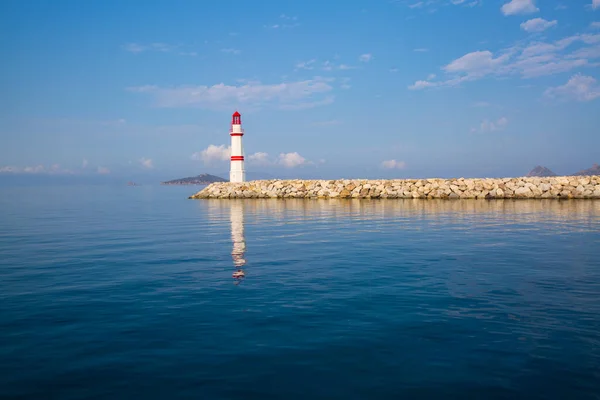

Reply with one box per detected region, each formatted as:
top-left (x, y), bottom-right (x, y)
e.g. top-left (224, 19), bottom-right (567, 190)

top-left (229, 111), bottom-right (246, 183)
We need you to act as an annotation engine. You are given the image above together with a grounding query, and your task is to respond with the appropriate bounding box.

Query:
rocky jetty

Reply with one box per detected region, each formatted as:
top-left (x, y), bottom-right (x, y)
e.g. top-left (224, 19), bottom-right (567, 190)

top-left (189, 176), bottom-right (600, 200)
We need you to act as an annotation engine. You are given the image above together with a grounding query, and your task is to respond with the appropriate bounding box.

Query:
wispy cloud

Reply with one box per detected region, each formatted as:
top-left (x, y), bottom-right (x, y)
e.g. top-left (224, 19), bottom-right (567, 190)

top-left (397, 0), bottom-right (481, 11)
top-left (221, 48), bottom-right (241, 55)
top-left (594, 0), bottom-right (600, 10)
top-left (340, 77), bottom-right (351, 89)
top-left (139, 158), bottom-right (153, 168)
top-left (0, 164), bottom-right (75, 175)
top-left (128, 77), bottom-right (335, 110)
top-left (265, 14), bottom-right (300, 29)
top-left (471, 117), bottom-right (509, 133)
top-left (408, 33), bottom-right (600, 90)
top-left (359, 53), bottom-right (373, 62)
top-left (520, 18), bottom-right (557, 33)
top-left (544, 74), bottom-right (600, 101)
top-left (592, 22), bottom-right (600, 29)
top-left (97, 166), bottom-right (110, 175)
top-left (501, 0), bottom-right (539, 16)
top-left (414, 48), bottom-right (429, 52)
top-left (122, 42), bottom-right (178, 53)
top-left (381, 160), bottom-right (406, 169)
top-left (312, 119), bottom-right (342, 126)
top-left (295, 59), bottom-right (316, 70)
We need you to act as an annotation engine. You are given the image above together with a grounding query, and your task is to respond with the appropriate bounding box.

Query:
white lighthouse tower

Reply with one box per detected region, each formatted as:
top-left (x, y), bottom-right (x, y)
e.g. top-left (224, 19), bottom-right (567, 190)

top-left (229, 111), bottom-right (246, 183)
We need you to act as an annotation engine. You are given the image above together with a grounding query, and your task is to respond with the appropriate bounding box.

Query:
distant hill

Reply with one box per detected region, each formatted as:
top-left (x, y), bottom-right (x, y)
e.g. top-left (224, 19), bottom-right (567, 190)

top-left (527, 166), bottom-right (557, 177)
top-left (572, 163), bottom-right (600, 176)
top-left (161, 173), bottom-right (227, 185)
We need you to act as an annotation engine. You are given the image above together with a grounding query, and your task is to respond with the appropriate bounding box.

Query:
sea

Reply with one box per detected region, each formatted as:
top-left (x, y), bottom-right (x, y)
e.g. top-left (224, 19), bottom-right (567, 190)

top-left (1, 183), bottom-right (599, 399)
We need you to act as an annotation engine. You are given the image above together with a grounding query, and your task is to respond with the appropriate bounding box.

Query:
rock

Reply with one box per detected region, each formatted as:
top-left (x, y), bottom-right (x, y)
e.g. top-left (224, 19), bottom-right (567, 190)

top-left (515, 187), bottom-right (533, 198)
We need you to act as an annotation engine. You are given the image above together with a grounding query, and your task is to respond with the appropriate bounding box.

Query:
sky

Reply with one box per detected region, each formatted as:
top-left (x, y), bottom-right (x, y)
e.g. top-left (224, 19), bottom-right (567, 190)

top-left (1, 0), bottom-right (600, 182)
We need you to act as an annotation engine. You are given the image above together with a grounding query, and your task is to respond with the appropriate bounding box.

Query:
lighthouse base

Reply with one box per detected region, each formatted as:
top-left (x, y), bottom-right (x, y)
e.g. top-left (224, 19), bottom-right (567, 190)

top-left (230, 170), bottom-right (246, 183)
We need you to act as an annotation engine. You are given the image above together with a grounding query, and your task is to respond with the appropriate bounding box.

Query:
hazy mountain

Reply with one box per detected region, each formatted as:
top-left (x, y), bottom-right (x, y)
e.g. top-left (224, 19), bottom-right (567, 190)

top-left (572, 163), bottom-right (600, 176)
top-left (527, 166), bottom-right (557, 177)
top-left (161, 173), bottom-right (227, 185)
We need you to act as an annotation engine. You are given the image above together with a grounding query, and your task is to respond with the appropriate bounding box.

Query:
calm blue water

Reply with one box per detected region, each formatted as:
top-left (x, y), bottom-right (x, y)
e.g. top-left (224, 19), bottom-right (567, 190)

top-left (1, 184), bottom-right (600, 399)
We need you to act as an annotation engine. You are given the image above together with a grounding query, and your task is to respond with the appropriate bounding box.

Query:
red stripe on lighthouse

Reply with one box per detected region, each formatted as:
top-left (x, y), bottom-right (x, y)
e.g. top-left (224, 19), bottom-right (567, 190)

top-left (231, 156), bottom-right (244, 161)
top-left (230, 133), bottom-right (244, 136)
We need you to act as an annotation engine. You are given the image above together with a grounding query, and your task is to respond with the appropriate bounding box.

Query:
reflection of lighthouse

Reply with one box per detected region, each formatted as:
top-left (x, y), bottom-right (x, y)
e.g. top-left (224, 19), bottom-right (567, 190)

top-left (230, 201), bottom-right (246, 280)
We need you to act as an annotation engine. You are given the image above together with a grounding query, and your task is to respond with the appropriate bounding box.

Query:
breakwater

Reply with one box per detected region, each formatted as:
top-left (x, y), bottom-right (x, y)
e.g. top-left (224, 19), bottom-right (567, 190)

top-left (189, 176), bottom-right (600, 200)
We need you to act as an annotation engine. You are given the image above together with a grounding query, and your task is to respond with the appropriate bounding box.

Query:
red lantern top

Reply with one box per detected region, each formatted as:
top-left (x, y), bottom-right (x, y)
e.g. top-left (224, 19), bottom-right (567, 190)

top-left (232, 111), bottom-right (241, 125)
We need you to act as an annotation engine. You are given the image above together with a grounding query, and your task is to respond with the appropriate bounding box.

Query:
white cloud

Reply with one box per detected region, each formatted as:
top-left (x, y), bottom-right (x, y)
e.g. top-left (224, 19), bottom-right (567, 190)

top-left (473, 117), bottom-right (509, 133)
top-left (594, 0), bottom-right (600, 10)
top-left (409, 80), bottom-right (438, 90)
top-left (414, 48), bottom-right (429, 52)
top-left (501, 0), bottom-right (539, 16)
top-left (544, 74), bottom-right (600, 101)
top-left (381, 160), bottom-right (406, 169)
top-left (128, 77), bottom-right (335, 110)
top-left (97, 166), bottom-right (110, 174)
top-left (139, 158), bottom-right (153, 168)
top-left (82, 159), bottom-right (88, 168)
top-left (278, 152), bottom-right (307, 167)
top-left (520, 18), bottom-right (557, 33)
top-left (408, 33), bottom-right (600, 90)
top-left (192, 144), bottom-right (231, 164)
top-left (221, 48), bottom-right (241, 55)
top-left (591, 22), bottom-right (600, 29)
top-left (247, 152), bottom-right (271, 165)
top-left (245, 151), bottom-right (313, 167)
top-left (359, 53), bottom-right (372, 62)
top-left (444, 50), bottom-right (510, 74)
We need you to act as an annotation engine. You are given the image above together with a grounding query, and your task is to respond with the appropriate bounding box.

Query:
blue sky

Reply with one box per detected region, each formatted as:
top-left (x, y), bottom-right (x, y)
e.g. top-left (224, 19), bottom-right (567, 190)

top-left (1, 0), bottom-right (599, 181)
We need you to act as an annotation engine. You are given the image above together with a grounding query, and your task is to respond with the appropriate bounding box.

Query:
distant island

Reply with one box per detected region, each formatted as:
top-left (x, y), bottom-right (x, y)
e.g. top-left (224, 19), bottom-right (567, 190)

top-left (161, 173), bottom-right (227, 185)
top-left (573, 164), bottom-right (600, 176)
top-left (526, 164), bottom-right (599, 177)
top-left (527, 166), bottom-right (557, 177)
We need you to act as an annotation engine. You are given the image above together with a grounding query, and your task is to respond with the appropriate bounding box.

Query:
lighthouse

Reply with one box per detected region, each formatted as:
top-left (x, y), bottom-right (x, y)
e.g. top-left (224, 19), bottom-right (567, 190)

top-left (229, 111), bottom-right (246, 183)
